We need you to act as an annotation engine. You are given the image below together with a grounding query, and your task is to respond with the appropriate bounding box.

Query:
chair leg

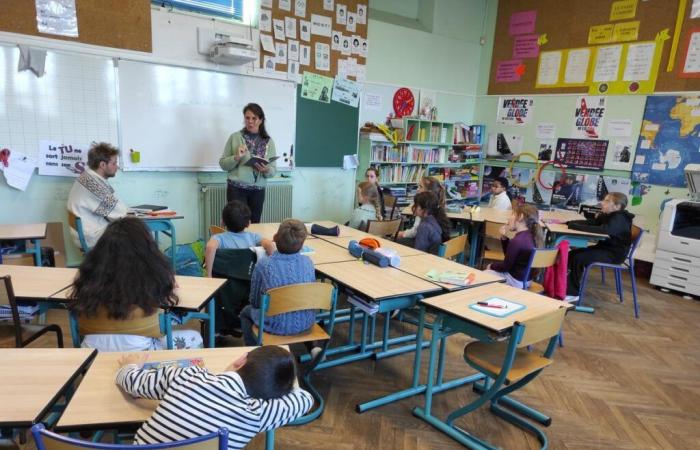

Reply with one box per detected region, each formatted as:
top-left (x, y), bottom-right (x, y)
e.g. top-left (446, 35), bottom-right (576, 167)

top-left (600, 267), bottom-right (605, 285)
top-left (558, 331), bottom-right (564, 347)
top-left (615, 269), bottom-right (623, 303)
top-left (577, 265), bottom-right (592, 308)
top-left (629, 268), bottom-right (640, 319)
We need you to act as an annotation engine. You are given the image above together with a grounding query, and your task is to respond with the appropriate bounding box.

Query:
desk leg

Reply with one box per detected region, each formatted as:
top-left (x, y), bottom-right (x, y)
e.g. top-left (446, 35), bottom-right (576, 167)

top-left (468, 222), bottom-right (480, 267)
top-left (207, 298), bottom-right (216, 348)
top-left (32, 238), bottom-right (42, 266)
top-left (164, 313), bottom-right (174, 350)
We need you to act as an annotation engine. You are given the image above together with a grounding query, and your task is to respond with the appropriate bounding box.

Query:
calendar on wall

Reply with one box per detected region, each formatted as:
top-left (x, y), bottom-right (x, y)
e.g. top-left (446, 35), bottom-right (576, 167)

top-left (554, 138), bottom-right (609, 171)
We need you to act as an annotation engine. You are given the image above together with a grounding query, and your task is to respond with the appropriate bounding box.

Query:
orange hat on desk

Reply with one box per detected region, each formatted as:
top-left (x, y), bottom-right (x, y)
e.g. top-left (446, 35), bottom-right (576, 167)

top-left (359, 237), bottom-right (380, 250)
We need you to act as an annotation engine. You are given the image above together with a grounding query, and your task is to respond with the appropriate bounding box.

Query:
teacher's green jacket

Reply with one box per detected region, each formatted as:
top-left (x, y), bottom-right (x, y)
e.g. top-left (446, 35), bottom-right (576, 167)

top-left (219, 131), bottom-right (277, 188)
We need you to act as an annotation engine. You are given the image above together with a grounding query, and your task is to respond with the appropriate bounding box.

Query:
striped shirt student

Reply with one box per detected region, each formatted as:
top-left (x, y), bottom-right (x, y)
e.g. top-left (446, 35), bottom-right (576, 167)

top-left (115, 347), bottom-right (313, 450)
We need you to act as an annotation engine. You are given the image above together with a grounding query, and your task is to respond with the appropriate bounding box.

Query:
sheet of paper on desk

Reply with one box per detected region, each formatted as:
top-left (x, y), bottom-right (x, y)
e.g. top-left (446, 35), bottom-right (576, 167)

top-left (143, 358), bottom-right (205, 370)
top-left (0, 151), bottom-right (37, 191)
top-left (469, 297), bottom-right (525, 317)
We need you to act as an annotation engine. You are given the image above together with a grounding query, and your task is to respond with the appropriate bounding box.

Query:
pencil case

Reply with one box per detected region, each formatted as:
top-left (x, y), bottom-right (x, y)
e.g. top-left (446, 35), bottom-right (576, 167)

top-left (348, 240), bottom-right (390, 268)
top-left (311, 224), bottom-right (340, 236)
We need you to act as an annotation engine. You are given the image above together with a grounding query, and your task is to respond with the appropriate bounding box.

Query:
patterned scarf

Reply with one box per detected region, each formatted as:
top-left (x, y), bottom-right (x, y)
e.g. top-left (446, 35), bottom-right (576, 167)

top-left (77, 170), bottom-right (119, 217)
top-left (242, 130), bottom-right (269, 158)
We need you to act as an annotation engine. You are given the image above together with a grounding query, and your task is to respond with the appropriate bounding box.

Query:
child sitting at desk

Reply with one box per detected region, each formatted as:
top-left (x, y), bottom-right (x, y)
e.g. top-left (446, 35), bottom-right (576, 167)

top-left (487, 176), bottom-right (513, 211)
top-left (349, 181), bottom-right (382, 230)
top-left (412, 191), bottom-right (451, 254)
top-left (398, 176), bottom-right (445, 244)
top-left (239, 219), bottom-right (317, 346)
top-left (564, 193), bottom-right (634, 302)
top-left (484, 203), bottom-right (543, 289)
top-left (205, 200), bottom-right (275, 277)
top-left (115, 345), bottom-right (313, 450)
top-left (68, 217), bottom-right (202, 351)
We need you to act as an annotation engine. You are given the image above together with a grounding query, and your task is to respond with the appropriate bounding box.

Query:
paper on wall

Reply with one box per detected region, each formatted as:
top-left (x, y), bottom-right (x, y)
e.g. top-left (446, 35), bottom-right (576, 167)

top-left (347, 12), bottom-right (357, 32)
top-left (509, 10), bottom-right (536, 36)
top-left (332, 76), bottom-right (361, 107)
top-left (315, 42), bottom-right (330, 71)
top-left (682, 31), bottom-right (700, 74)
top-left (610, 140), bottom-right (634, 167)
top-left (301, 71), bottom-right (333, 103)
top-left (593, 45), bottom-right (622, 82)
top-left (564, 48), bottom-right (591, 84)
top-left (343, 154), bottom-right (359, 170)
top-left (357, 4), bottom-right (367, 24)
top-left (693, 0), bottom-right (700, 18)
top-left (609, 0), bottom-right (637, 21)
top-left (323, 0), bottom-right (334, 11)
top-left (351, 35), bottom-right (361, 55)
top-left (294, 0), bottom-right (306, 18)
top-left (336, 3), bottom-right (347, 24)
top-left (260, 34), bottom-right (275, 53)
top-left (275, 42), bottom-right (287, 65)
top-left (332, 31), bottom-right (342, 50)
top-left (337, 58), bottom-right (348, 79)
top-left (360, 38), bottom-right (368, 58)
top-left (355, 64), bottom-right (366, 82)
top-left (311, 14), bottom-right (332, 37)
top-left (285, 17), bottom-right (297, 39)
top-left (288, 40), bottom-right (299, 61)
top-left (496, 96), bottom-right (534, 126)
top-left (536, 51), bottom-right (561, 86)
top-left (35, 0), bottom-right (78, 37)
top-left (38, 140), bottom-right (87, 176)
top-left (279, 0), bottom-right (291, 11)
top-left (263, 55), bottom-right (275, 73)
top-left (623, 42), bottom-right (655, 81)
top-left (572, 96), bottom-right (606, 139)
top-left (607, 119), bottom-right (632, 137)
top-left (341, 35), bottom-right (351, 55)
top-left (364, 93), bottom-right (381, 111)
top-left (273, 19), bottom-right (286, 41)
top-left (299, 20), bottom-right (311, 42)
top-left (260, 0), bottom-right (272, 7)
top-left (536, 123), bottom-right (557, 140)
top-left (287, 60), bottom-right (300, 83)
top-left (259, 9), bottom-right (272, 32)
top-left (300, 45), bottom-right (311, 66)
top-left (0, 151), bottom-right (37, 191)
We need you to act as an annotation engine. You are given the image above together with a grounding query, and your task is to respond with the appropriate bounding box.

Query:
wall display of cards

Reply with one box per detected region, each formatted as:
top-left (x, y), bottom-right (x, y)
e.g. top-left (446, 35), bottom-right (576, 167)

top-left (259, 0), bottom-right (368, 82)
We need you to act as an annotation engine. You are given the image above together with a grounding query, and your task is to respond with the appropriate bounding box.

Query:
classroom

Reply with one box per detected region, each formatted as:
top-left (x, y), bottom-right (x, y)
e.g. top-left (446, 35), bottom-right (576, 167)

top-left (1, 0), bottom-right (699, 449)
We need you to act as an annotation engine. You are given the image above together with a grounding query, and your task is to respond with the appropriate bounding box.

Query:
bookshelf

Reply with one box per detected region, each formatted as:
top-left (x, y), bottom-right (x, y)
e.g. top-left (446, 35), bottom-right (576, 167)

top-left (358, 119), bottom-right (485, 209)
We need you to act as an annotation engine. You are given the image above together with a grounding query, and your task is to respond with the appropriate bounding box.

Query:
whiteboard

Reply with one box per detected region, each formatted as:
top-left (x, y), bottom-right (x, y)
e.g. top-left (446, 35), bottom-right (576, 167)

top-left (118, 60), bottom-right (296, 171)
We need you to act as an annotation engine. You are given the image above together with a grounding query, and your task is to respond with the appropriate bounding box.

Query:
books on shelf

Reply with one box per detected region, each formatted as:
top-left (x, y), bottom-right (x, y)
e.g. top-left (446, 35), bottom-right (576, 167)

top-left (454, 123), bottom-right (484, 145)
top-left (379, 165), bottom-right (426, 184)
top-left (370, 145), bottom-right (447, 164)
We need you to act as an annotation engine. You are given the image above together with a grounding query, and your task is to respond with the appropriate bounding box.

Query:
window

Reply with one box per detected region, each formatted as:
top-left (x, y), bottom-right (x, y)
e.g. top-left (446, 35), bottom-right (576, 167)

top-left (155, 0), bottom-right (245, 22)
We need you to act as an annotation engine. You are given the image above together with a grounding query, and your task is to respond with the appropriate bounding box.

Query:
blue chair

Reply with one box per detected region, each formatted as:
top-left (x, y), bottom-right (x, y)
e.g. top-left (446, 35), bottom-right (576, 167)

top-left (578, 225), bottom-right (644, 318)
top-left (67, 210), bottom-right (89, 254)
top-left (31, 424), bottom-right (227, 450)
top-left (521, 247), bottom-right (566, 347)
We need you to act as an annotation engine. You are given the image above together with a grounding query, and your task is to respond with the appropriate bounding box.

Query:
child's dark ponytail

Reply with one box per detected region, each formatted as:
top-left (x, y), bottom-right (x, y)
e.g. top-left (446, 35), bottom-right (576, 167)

top-left (414, 191), bottom-right (451, 242)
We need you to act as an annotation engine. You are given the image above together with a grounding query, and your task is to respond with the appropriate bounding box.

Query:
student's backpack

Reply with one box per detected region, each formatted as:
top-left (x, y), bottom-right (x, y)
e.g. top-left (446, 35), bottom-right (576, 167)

top-left (212, 248), bottom-right (257, 334)
top-left (167, 240), bottom-right (206, 277)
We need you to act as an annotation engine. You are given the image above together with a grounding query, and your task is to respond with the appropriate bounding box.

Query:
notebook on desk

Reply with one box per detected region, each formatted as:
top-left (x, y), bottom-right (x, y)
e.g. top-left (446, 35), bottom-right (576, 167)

top-left (469, 297), bottom-right (525, 318)
top-left (131, 204), bottom-right (167, 213)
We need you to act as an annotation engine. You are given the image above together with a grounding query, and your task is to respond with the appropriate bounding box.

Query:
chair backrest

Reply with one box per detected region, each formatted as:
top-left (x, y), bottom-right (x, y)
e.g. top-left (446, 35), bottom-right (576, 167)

top-left (264, 282), bottom-right (335, 317)
top-left (483, 221), bottom-right (503, 239)
top-left (67, 210), bottom-right (89, 253)
top-left (383, 194), bottom-right (397, 219)
top-left (76, 307), bottom-right (162, 338)
top-left (628, 225), bottom-right (644, 260)
top-left (517, 305), bottom-right (567, 348)
top-left (521, 247), bottom-right (559, 287)
top-left (31, 423), bottom-right (228, 450)
top-left (439, 234), bottom-right (468, 261)
top-left (0, 276), bottom-right (23, 347)
top-left (366, 218), bottom-right (402, 240)
top-left (209, 225), bottom-right (226, 236)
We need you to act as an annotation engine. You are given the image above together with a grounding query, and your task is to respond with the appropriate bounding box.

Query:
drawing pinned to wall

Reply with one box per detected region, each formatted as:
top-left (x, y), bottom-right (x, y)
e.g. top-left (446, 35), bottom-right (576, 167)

top-left (259, 9), bottom-right (272, 32)
top-left (0, 150), bottom-right (37, 191)
top-left (609, 140), bottom-right (634, 170)
top-left (487, 133), bottom-right (524, 159)
top-left (538, 140), bottom-right (555, 162)
top-left (496, 96), bottom-right (534, 126)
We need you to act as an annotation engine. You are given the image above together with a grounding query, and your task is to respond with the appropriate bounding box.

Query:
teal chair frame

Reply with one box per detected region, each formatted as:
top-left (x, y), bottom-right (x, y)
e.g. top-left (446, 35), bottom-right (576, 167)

top-left (72, 216), bottom-right (90, 254)
top-left (413, 312), bottom-right (564, 450)
top-left (68, 311), bottom-right (172, 349)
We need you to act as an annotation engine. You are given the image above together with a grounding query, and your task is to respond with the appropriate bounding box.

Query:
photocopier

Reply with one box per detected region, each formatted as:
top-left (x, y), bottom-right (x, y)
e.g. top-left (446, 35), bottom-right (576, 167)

top-left (650, 164), bottom-right (700, 296)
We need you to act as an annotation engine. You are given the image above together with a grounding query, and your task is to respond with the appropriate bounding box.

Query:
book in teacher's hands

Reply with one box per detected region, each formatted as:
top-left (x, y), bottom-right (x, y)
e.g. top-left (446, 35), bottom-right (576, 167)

top-left (244, 155), bottom-right (280, 167)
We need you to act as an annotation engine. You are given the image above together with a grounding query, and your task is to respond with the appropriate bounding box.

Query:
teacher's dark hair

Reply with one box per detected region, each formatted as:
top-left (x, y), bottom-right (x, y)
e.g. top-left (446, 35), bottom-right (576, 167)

top-left (243, 103), bottom-right (270, 140)
top-left (87, 142), bottom-right (119, 170)
top-left (67, 217), bottom-right (178, 320)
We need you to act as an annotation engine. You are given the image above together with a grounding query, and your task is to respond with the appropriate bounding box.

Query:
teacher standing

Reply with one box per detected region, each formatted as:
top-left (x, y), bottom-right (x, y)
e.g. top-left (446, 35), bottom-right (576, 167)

top-left (219, 103), bottom-right (277, 223)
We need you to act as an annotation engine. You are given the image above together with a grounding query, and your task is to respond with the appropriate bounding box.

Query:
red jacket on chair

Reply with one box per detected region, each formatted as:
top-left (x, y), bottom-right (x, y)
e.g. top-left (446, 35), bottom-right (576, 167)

top-left (543, 240), bottom-right (570, 300)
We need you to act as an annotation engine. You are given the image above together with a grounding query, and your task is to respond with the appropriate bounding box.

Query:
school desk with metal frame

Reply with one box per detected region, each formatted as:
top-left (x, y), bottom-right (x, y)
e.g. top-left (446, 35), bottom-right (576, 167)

top-left (139, 215), bottom-right (183, 271)
top-left (412, 284), bottom-right (572, 449)
top-left (55, 347), bottom-right (289, 450)
top-left (357, 283), bottom-right (570, 424)
top-left (0, 223), bottom-right (47, 266)
top-left (310, 260), bottom-right (442, 369)
top-left (0, 348), bottom-right (96, 436)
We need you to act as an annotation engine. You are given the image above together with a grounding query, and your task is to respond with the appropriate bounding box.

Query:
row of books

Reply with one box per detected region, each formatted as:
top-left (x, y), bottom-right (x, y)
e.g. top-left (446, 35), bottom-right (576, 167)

top-left (454, 123), bottom-right (484, 145)
top-left (371, 145), bottom-right (448, 163)
top-left (404, 123), bottom-right (450, 143)
top-left (378, 165), bottom-right (426, 184)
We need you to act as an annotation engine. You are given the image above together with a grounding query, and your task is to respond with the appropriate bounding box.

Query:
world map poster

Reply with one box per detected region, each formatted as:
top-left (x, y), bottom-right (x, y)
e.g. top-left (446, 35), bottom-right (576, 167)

top-left (632, 96), bottom-right (700, 187)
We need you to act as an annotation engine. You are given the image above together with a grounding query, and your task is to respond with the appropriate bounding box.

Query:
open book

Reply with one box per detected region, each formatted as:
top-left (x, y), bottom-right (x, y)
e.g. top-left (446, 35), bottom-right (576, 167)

top-left (244, 155), bottom-right (280, 167)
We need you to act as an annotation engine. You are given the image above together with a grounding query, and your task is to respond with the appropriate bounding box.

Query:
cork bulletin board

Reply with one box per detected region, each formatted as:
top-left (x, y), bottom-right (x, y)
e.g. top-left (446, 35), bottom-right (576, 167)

top-left (259, 0), bottom-right (368, 80)
top-left (0, 0), bottom-right (152, 53)
top-left (488, 0), bottom-right (700, 95)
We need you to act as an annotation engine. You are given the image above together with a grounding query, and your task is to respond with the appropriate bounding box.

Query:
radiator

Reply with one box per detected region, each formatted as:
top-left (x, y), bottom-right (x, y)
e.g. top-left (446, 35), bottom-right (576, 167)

top-left (200, 183), bottom-right (293, 237)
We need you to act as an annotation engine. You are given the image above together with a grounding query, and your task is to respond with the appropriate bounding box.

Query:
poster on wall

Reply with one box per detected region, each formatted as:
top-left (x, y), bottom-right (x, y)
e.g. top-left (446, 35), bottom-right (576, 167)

top-left (555, 138), bottom-right (609, 170)
top-left (38, 140), bottom-right (87, 176)
top-left (487, 133), bottom-right (524, 159)
top-left (496, 97), bottom-right (534, 126)
top-left (572, 96), bottom-right (606, 139)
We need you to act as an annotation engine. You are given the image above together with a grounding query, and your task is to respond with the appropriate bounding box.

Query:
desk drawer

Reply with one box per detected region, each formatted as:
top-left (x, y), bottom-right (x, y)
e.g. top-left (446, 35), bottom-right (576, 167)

top-left (653, 250), bottom-right (700, 275)
top-left (651, 268), bottom-right (700, 295)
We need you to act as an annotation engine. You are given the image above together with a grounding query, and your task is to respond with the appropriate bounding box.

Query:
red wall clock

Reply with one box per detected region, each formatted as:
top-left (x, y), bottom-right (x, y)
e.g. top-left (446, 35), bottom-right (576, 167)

top-left (393, 87), bottom-right (415, 118)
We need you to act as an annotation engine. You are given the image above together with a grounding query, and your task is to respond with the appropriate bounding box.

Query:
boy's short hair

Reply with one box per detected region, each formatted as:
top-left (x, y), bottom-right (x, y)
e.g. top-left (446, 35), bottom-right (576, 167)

top-left (87, 142), bottom-right (119, 170)
top-left (237, 346), bottom-right (296, 400)
top-left (607, 192), bottom-right (628, 210)
top-left (274, 219), bottom-right (306, 254)
top-left (222, 201), bottom-right (251, 232)
top-left (493, 176), bottom-right (509, 190)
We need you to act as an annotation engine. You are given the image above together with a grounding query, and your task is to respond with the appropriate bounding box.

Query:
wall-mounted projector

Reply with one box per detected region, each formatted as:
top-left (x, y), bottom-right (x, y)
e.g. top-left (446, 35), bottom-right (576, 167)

top-left (209, 37), bottom-right (257, 65)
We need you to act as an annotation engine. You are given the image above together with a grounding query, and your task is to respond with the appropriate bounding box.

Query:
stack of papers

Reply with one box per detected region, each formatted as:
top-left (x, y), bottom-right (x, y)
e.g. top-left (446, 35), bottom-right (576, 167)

top-left (425, 269), bottom-right (475, 286)
top-left (346, 294), bottom-right (379, 316)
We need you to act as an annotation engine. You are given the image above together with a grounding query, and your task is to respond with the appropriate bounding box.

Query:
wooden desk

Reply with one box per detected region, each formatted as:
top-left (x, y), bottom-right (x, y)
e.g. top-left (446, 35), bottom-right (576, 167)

top-left (310, 221), bottom-right (366, 238)
top-left (545, 222), bottom-right (607, 240)
top-left (421, 283), bottom-right (571, 334)
top-left (540, 209), bottom-right (583, 223)
top-left (0, 348), bottom-right (96, 428)
top-left (172, 276), bottom-right (226, 311)
top-left (318, 234), bottom-right (425, 257)
top-left (0, 265), bottom-right (77, 299)
top-left (56, 347), bottom-right (257, 430)
top-left (398, 254), bottom-right (504, 291)
top-left (248, 223), bottom-right (317, 240)
top-left (315, 260), bottom-right (441, 300)
top-left (400, 206), bottom-right (468, 221)
top-left (304, 239), bottom-right (357, 265)
top-left (0, 223), bottom-right (48, 266)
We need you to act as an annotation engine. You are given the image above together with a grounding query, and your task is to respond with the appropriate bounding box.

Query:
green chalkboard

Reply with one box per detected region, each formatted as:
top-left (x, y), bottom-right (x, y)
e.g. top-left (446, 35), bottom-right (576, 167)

top-left (295, 85), bottom-right (359, 167)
